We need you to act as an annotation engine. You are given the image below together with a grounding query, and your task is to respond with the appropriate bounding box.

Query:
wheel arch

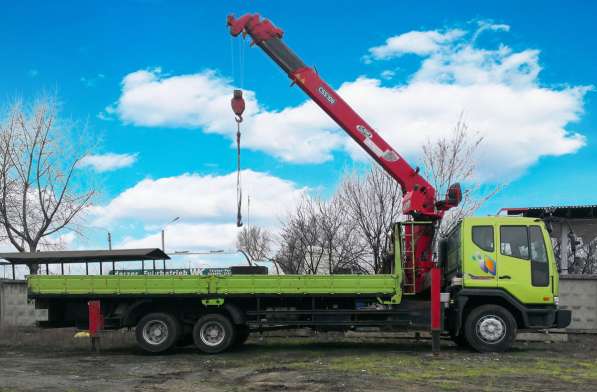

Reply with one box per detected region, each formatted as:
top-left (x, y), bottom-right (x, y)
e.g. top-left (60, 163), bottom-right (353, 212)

top-left (222, 302), bottom-right (246, 325)
top-left (122, 300), bottom-right (155, 327)
top-left (452, 289), bottom-right (528, 335)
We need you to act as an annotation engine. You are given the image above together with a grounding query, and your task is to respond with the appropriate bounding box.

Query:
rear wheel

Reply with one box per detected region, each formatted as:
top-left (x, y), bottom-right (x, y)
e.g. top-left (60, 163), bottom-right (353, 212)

top-left (193, 313), bottom-right (236, 354)
top-left (232, 325), bottom-right (250, 348)
top-left (464, 305), bottom-right (517, 353)
top-left (135, 312), bottom-right (180, 353)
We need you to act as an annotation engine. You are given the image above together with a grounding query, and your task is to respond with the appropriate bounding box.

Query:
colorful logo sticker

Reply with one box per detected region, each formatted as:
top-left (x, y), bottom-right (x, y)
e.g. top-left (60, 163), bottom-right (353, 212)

top-left (472, 252), bottom-right (497, 276)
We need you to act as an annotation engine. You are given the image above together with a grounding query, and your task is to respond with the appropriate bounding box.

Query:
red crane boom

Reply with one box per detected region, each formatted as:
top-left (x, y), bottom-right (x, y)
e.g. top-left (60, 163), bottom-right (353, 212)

top-left (227, 13), bottom-right (461, 293)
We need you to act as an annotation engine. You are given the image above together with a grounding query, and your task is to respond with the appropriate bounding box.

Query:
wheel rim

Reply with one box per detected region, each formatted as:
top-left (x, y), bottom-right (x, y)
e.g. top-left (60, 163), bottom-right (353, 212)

top-left (199, 321), bottom-right (226, 347)
top-left (475, 315), bottom-right (506, 344)
top-left (142, 320), bottom-right (169, 345)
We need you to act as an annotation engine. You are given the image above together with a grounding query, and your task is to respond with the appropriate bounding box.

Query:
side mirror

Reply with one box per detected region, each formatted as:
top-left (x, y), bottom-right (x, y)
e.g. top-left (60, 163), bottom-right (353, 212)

top-left (436, 183), bottom-right (462, 211)
top-left (446, 183), bottom-right (462, 206)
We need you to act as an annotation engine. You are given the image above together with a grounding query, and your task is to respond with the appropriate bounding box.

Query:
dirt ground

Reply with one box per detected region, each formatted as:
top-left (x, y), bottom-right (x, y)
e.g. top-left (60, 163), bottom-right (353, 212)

top-left (0, 328), bottom-right (596, 392)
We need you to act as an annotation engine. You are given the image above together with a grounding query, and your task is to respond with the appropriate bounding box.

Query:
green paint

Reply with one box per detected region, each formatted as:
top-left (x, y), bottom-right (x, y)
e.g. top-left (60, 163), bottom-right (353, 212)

top-left (202, 298), bottom-right (225, 306)
top-left (28, 274), bottom-right (401, 298)
top-left (459, 216), bottom-right (558, 304)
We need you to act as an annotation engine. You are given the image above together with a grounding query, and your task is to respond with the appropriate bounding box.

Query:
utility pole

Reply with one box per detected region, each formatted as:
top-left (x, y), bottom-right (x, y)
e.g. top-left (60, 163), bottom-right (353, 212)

top-left (161, 217), bottom-right (180, 252)
top-left (247, 195), bottom-right (250, 228)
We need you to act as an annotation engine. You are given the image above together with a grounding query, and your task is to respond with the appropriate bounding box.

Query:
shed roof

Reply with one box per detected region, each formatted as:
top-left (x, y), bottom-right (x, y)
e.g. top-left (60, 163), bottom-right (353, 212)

top-left (0, 248), bottom-right (170, 264)
top-left (501, 205), bottom-right (597, 220)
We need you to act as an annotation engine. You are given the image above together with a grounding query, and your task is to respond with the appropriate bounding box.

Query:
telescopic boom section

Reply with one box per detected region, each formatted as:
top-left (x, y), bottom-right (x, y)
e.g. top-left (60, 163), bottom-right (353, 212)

top-left (227, 14), bottom-right (461, 220)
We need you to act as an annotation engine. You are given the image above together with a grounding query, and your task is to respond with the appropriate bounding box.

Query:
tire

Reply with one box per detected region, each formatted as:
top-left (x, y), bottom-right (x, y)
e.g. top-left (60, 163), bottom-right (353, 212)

top-left (232, 325), bottom-right (250, 348)
top-left (135, 312), bottom-right (180, 353)
top-left (193, 313), bottom-right (236, 354)
top-left (464, 305), bottom-right (517, 353)
top-left (450, 332), bottom-right (469, 348)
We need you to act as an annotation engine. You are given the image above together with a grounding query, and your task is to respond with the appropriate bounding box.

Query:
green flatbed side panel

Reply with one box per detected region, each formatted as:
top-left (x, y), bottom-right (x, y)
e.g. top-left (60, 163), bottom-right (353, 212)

top-left (28, 274), bottom-right (401, 296)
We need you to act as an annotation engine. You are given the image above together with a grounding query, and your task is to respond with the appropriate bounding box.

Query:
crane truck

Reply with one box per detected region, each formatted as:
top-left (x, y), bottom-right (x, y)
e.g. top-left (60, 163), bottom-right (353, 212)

top-left (22, 13), bottom-right (571, 354)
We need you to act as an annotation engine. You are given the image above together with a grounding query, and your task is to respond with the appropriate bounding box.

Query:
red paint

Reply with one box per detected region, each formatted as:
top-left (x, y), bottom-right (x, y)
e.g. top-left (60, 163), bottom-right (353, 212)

top-left (227, 14), bottom-right (283, 44)
top-left (88, 300), bottom-right (103, 336)
top-left (431, 267), bottom-right (441, 331)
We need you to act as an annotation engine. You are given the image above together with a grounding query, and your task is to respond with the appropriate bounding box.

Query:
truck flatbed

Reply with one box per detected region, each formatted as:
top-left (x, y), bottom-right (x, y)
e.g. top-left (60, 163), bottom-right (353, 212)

top-left (28, 274), bottom-right (401, 298)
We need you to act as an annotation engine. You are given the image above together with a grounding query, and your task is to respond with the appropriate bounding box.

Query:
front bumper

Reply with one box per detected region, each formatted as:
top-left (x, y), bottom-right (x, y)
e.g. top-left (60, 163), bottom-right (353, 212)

top-left (554, 309), bottom-right (572, 329)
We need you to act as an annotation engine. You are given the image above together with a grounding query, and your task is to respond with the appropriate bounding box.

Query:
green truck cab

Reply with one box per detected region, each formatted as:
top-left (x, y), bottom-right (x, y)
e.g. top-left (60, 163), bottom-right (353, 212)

top-left (24, 215), bottom-right (570, 354)
top-left (442, 216), bottom-right (570, 351)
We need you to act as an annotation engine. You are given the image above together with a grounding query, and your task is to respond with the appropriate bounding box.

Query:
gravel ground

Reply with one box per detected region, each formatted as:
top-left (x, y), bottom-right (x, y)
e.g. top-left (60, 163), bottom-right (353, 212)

top-left (0, 328), bottom-right (596, 392)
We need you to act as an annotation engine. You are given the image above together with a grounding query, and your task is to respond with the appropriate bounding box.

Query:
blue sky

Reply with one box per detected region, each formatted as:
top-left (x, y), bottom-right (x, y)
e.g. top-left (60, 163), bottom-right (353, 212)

top-left (1, 1), bottom-right (596, 259)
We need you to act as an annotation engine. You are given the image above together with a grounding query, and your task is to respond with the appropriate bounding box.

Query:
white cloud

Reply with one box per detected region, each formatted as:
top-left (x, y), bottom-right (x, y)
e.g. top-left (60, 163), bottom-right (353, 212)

top-left (79, 153), bottom-right (137, 172)
top-left (92, 169), bottom-right (305, 225)
top-left (80, 73), bottom-right (106, 88)
top-left (380, 70), bottom-right (396, 80)
top-left (472, 21), bottom-right (510, 41)
top-left (119, 223), bottom-right (238, 251)
top-left (339, 78), bottom-right (586, 180)
top-left (108, 22), bottom-right (589, 182)
top-left (366, 29), bottom-right (466, 60)
top-left (90, 170), bottom-right (306, 251)
top-left (106, 68), bottom-right (341, 163)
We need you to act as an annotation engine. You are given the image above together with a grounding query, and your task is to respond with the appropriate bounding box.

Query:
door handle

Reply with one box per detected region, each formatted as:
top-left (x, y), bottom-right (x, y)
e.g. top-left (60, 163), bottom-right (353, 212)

top-left (499, 275), bottom-right (511, 280)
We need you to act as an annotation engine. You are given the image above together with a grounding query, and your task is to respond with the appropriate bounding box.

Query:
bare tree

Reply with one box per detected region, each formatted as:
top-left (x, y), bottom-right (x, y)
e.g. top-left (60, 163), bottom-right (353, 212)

top-left (275, 195), bottom-right (367, 274)
top-left (422, 118), bottom-right (499, 236)
top-left (275, 224), bottom-right (306, 274)
top-left (0, 99), bottom-right (95, 273)
top-left (338, 166), bottom-right (402, 274)
top-left (313, 195), bottom-right (367, 274)
top-left (285, 197), bottom-right (326, 274)
top-left (236, 225), bottom-right (273, 261)
top-left (276, 119), bottom-right (497, 275)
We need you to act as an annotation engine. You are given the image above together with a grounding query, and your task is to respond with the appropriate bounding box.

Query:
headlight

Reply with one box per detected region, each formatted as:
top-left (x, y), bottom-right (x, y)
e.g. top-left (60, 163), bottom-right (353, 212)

top-left (554, 296), bottom-right (559, 306)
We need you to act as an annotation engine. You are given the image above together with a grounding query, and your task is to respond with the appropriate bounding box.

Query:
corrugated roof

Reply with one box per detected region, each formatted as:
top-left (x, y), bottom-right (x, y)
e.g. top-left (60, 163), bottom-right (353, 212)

top-left (501, 205), bottom-right (597, 219)
top-left (0, 248), bottom-right (170, 264)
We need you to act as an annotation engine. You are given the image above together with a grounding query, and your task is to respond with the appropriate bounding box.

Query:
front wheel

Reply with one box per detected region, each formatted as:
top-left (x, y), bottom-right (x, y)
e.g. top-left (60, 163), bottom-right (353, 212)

top-left (135, 312), bottom-right (180, 353)
top-left (464, 304), bottom-right (517, 353)
top-left (193, 313), bottom-right (236, 354)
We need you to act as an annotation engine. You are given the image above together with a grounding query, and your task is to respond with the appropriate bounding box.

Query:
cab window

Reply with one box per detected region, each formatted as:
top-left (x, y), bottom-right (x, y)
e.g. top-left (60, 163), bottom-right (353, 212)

top-left (500, 226), bottom-right (529, 259)
top-left (529, 225), bottom-right (549, 287)
top-left (446, 223), bottom-right (461, 274)
top-left (529, 226), bottom-right (547, 263)
top-left (472, 226), bottom-right (494, 252)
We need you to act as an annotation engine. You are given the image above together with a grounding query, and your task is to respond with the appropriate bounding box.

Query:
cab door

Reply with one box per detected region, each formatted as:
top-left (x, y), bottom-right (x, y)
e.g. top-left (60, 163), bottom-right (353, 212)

top-left (497, 225), bottom-right (553, 304)
top-left (462, 223), bottom-right (498, 288)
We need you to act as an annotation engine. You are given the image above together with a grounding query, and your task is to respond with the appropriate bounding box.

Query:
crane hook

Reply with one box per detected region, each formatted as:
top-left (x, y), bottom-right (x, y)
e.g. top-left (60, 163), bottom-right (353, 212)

top-left (231, 90), bottom-right (246, 227)
top-left (231, 89), bottom-right (245, 123)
